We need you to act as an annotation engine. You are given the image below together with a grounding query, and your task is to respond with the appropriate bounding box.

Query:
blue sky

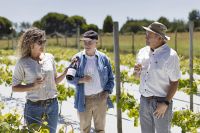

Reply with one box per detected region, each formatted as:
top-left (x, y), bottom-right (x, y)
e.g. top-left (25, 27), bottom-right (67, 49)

top-left (0, 0), bottom-right (200, 29)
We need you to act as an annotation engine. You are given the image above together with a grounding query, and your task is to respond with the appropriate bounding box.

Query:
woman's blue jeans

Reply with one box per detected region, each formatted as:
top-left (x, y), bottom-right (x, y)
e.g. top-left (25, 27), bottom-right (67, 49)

top-left (24, 98), bottom-right (58, 133)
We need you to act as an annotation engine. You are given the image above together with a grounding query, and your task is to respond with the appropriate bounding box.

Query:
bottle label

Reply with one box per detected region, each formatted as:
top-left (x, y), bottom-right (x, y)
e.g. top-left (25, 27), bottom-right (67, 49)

top-left (67, 68), bottom-right (76, 77)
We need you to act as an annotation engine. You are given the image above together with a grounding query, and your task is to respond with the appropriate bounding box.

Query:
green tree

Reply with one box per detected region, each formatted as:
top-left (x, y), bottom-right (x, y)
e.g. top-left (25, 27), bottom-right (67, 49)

top-left (188, 9), bottom-right (200, 29)
top-left (157, 16), bottom-right (171, 29)
top-left (63, 17), bottom-right (76, 34)
top-left (38, 13), bottom-right (87, 34)
top-left (82, 24), bottom-right (99, 33)
top-left (19, 22), bottom-right (31, 32)
top-left (0, 16), bottom-right (12, 37)
top-left (170, 19), bottom-right (187, 32)
top-left (32, 20), bottom-right (42, 29)
top-left (70, 15), bottom-right (87, 34)
top-left (40, 12), bottom-right (68, 34)
top-left (70, 15), bottom-right (86, 27)
top-left (103, 15), bottom-right (113, 33)
top-left (120, 19), bottom-right (152, 33)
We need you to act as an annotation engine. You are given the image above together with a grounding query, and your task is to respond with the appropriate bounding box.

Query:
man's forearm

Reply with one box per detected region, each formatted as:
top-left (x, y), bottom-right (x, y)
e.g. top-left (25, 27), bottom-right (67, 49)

top-left (166, 81), bottom-right (179, 101)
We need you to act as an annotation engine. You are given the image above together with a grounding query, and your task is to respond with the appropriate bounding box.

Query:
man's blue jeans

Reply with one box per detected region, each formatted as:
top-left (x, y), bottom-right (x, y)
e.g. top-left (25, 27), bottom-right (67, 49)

top-left (140, 96), bottom-right (173, 133)
top-left (24, 99), bottom-right (58, 133)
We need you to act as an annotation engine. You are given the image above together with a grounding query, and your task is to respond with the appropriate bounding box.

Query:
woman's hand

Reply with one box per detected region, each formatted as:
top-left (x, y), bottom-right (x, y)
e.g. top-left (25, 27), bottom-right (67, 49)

top-left (32, 77), bottom-right (45, 90)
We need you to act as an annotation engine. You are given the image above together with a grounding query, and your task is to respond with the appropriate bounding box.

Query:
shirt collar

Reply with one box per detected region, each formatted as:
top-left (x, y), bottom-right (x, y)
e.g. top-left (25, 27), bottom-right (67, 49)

top-left (152, 44), bottom-right (168, 54)
top-left (83, 49), bottom-right (99, 58)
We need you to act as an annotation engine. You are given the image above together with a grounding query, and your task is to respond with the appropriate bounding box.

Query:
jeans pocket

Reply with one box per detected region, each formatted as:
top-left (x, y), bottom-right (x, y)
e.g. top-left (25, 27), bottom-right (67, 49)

top-left (48, 100), bottom-right (59, 115)
top-left (102, 91), bottom-right (109, 99)
top-left (24, 103), bottom-right (43, 125)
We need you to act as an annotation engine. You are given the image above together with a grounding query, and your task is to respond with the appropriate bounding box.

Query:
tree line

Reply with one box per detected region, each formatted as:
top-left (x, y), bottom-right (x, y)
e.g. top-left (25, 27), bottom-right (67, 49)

top-left (0, 9), bottom-right (200, 38)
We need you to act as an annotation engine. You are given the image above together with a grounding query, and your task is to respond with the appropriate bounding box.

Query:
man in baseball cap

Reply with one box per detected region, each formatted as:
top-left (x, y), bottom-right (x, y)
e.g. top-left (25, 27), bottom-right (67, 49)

top-left (68, 30), bottom-right (114, 133)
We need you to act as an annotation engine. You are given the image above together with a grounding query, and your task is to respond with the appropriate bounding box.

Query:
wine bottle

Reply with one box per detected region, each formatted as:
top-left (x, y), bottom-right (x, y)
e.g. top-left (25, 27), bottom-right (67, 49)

top-left (66, 57), bottom-right (79, 80)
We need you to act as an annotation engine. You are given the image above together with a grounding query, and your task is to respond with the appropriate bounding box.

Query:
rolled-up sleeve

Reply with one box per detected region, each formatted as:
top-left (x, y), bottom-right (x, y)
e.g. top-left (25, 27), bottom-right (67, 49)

top-left (12, 60), bottom-right (24, 86)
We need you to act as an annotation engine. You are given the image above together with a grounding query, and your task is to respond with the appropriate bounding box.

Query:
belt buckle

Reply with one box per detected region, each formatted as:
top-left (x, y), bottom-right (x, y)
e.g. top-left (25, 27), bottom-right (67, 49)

top-left (147, 96), bottom-right (153, 100)
top-left (98, 92), bottom-right (102, 97)
top-left (142, 95), bottom-right (153, 100)
top-left (45, 99), bottom-right (53, 105)
top-left (40, 100), bottom-right (46, 106)
top-left (27, 99), bottom-right (40, 105)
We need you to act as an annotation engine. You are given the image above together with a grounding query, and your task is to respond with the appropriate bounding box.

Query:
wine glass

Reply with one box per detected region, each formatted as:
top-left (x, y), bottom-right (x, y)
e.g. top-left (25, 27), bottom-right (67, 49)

top-left (86, 67), bottom-right (94, 76)
top-left (40, 64), bottom-right (48, 89)
top-left (38, 52), bottom-right (47, 88)
top-left (85, 67), bottom-right (94, 82)
top-left (136, 54), bottom-right (144, 73)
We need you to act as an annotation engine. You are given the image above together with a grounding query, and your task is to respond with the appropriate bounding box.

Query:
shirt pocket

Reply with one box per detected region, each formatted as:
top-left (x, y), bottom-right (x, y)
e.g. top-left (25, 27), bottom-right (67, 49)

top-left (151, 58), bottom-right (165, 71)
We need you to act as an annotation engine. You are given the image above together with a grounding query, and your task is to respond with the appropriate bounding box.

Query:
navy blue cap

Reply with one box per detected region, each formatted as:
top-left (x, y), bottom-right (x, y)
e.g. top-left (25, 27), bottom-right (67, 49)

top-left (80, 30), bottom-right (98, 40)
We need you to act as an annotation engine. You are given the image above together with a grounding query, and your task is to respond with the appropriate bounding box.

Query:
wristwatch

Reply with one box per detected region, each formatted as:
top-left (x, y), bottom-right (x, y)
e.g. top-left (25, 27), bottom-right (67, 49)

top-left (163, 100), bottom-right (170, 106)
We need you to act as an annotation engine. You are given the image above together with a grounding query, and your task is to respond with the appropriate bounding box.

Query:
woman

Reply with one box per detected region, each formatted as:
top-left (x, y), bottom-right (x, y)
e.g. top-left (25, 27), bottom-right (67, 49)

top-left (12, 27), bottom-right (67, 133)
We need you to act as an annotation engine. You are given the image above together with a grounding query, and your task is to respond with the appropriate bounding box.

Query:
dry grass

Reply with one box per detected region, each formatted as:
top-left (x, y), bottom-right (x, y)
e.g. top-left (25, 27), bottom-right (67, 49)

top-left (1, 32), bottom-right (200, 57)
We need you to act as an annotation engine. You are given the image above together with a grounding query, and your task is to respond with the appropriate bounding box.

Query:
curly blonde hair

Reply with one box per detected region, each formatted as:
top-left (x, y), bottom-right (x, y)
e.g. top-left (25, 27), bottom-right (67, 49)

top-left (18, 27), bottom-right (46, 58)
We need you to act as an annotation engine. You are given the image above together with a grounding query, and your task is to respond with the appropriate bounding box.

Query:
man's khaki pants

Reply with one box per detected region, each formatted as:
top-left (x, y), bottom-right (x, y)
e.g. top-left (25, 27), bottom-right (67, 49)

top-left (78, 91), bottom-right (108, 133)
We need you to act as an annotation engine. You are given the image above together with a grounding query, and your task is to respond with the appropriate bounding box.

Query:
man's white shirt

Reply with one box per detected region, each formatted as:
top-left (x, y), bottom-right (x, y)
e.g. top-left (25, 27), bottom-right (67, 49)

top-left (137, 44), bottom-right (181, 97)
top-left (84, 53), bottom-right (103, 96)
